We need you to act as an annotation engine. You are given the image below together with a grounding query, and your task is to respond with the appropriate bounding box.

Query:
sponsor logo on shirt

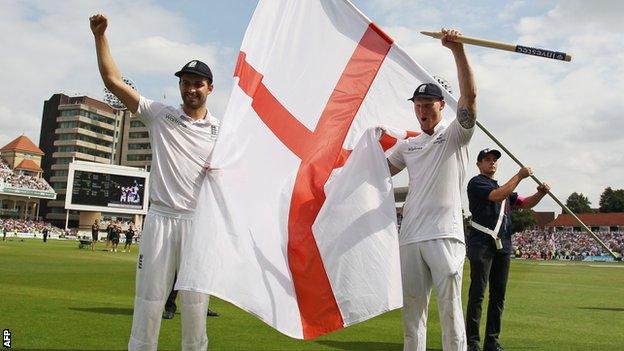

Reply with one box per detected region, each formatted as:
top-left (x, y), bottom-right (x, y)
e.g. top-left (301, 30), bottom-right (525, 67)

top-left (407, 146), bottom-right (423, 151)
top-left (164, 113), bottom-right (188, 128)
top-left (433, 134), bottom-right (447, 145)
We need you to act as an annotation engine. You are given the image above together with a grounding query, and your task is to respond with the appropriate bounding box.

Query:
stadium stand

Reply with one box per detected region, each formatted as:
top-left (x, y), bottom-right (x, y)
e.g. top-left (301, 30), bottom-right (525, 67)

top-left (512, 229), bottom-right (624, 260)
top-left (0, 218), bottom-right (62, 235)
top-left (0, 157), bottom-right (53, 192)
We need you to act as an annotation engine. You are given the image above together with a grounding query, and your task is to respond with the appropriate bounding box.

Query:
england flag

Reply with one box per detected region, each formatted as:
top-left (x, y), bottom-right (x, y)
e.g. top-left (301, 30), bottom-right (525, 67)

top-left (176, 0), bottom-right (459, 339)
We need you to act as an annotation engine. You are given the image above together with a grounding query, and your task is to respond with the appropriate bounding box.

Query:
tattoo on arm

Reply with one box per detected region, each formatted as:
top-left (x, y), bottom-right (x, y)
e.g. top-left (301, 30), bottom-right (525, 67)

top-left (457, 107), bottom-right (476, 129)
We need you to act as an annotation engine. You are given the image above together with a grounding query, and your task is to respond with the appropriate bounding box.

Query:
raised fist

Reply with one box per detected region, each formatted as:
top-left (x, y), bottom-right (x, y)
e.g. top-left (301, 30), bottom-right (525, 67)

top-left (89, 14), bottom-right (108, 36)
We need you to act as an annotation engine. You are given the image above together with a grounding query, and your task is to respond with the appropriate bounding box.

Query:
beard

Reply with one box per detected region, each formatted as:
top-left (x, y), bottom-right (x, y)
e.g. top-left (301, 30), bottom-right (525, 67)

top-left (182, 93), bottom-right (206, 110)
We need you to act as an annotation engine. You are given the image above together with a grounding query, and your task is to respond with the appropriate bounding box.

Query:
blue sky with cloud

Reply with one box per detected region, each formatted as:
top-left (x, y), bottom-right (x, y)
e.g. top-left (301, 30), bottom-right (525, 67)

top-left (1, 0), bottom-right (622, 213)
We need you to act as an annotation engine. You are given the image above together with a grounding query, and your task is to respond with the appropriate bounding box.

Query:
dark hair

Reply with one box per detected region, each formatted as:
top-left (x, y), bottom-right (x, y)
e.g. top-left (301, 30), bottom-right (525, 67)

top-left (178, 75), bottom-right (212, 85)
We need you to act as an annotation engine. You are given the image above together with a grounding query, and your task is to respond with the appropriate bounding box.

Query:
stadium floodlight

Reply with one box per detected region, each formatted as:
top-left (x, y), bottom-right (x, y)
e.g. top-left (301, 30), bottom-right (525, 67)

top-left (433, 76), bottom-right (452, 95)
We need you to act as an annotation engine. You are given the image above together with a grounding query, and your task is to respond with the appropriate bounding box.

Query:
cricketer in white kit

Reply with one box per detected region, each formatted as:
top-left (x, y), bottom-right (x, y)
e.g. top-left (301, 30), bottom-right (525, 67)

top-left (90, 13), bottom-right (219, 351)
top-left (387, 29), bottom-right (477, 351)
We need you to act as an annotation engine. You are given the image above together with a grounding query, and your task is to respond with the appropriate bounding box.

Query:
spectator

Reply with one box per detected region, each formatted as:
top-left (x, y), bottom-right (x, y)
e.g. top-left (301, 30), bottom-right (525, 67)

top-left (122, 223), bottom-right (135, 253)
top-left (110, 223), bottom-right (121, 252)
top-left (91, 219), bottom-right (100, 251)
top-left (105, 221), bottom-right (114, 252)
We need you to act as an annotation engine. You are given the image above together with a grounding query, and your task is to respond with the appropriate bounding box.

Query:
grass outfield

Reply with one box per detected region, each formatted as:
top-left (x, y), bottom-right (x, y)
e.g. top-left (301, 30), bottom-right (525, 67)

top-left (1, 238), bottom-right (623, 350)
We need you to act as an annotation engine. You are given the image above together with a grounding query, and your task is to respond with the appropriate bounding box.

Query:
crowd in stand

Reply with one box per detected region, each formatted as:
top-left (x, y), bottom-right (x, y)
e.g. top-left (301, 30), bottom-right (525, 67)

top-left (0, 218), bottom-right (62, 235)
top-left (0, 157), bottom-right (53, 192)
top-left (0, 159), bottom-right (9, 170)
top-left (0, 173), bottom-right (54, 191)
top-left (0, 159), bottom-right (11, 177)
top-left (512, 229), bottom-right (624, 260)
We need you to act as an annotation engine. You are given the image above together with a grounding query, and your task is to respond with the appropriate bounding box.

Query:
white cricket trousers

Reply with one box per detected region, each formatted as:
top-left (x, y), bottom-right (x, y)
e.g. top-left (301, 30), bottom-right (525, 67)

top-left (400, 238), bottom-right (467, 351)
top-left (128, 206), bottom-right (209, 351)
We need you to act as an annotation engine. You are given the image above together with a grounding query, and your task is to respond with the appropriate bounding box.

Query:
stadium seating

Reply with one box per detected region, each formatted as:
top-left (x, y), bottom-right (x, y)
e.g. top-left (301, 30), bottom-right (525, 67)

top-left (0, 218), bottom-right (62, 235)
top-left (512, 229), bottom-right (624, 260)
top-left (0, 157), bottom-right (53, 192)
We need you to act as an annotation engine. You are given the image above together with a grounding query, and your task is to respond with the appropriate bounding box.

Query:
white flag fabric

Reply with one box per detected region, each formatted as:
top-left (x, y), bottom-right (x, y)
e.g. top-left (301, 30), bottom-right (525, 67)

top-left (176, 0), bottom-right (459, 339)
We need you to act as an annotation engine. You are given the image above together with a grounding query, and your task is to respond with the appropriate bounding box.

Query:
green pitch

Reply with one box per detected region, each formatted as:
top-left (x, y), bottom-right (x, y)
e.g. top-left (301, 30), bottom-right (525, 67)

top-left (1, 238), bottom-right (622, 350)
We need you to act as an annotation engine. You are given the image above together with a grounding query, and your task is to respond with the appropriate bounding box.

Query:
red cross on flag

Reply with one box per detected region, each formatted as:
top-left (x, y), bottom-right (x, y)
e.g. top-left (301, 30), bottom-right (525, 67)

top-left (176, 0), bottom-right (459, 339)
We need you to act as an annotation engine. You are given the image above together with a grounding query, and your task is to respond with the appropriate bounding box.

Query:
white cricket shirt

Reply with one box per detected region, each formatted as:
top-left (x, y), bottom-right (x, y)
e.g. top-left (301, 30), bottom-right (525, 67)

top-left (388, 119), bottom-right (473, 245)
top-left (136, 96), bottom-right (220, 212)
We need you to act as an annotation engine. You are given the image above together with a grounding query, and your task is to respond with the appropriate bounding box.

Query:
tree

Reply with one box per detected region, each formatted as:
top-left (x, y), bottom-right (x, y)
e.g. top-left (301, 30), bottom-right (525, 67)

top-left (510, 208), bottom-right (536, 233)
top-left (599, 187), bottom-right (624, 213)
top-left (565, 192), bottom-right (593, 213)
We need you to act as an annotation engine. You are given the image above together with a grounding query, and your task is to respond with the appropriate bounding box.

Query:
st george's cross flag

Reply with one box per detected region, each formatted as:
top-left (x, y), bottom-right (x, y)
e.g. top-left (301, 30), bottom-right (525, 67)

top-left (176, 0), bottom-right (460, 339)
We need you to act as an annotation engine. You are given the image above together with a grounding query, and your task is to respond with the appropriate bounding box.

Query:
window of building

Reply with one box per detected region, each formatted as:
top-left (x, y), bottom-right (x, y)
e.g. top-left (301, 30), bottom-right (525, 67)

top-left (59, 121), bottom-right (79, 129)
top-left (129, 132), bottom-right (150, 139)
top-left (77, 110), bottom-right (116, 125)
top-left (127, 154), bottom-right (152, 161)
top-left (55, 145), bottom-right (111, 159)
top-left (55, 158), bottom-right (72, 164)
top-left (57, 133), bottom-right (113, 147)
top-left (52, 182), bottom-right (67, 190)
top-left (128, 143), bottom-right (151, 150)
top-left (60, 110), bottom-right (79, 116)
top-left (73, 122), bottom-right (114, 137)
top-left (130, 120), bottom-right (145, 128)
top-left (58, 134), bottom-right (76, 140)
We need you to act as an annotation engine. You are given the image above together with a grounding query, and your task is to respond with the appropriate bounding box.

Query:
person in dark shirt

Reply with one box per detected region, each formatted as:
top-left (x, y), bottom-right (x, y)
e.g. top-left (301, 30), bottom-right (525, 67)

top-left (122, 223), bottom-right (135, 253)
top-left (91, 219), bottom-right (100, 251)
top-left (110, 222), bottom-right (121, 253)
top-left (465, 148), bottom-right (550, 351)
top-left (105, 222), bottom-right (114, 252)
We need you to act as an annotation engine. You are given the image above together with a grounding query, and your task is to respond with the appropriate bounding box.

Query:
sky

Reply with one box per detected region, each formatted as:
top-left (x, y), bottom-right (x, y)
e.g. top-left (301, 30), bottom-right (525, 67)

top-left (0, 0), bottom-right (622, 214)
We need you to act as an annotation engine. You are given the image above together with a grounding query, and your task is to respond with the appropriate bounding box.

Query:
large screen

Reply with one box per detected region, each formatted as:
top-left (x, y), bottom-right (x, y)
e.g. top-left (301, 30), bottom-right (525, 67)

top-left (65, 161), bottom-right (149, 214)
top-left (71, 170), bottom-right (146, 209)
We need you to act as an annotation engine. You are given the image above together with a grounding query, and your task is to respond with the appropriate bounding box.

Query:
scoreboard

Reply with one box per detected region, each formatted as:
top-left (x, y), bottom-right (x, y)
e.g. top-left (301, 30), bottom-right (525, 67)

top-left (65, 161), bottom-right (149, 214)
top-left (71, 170), bottom-right (145, 209)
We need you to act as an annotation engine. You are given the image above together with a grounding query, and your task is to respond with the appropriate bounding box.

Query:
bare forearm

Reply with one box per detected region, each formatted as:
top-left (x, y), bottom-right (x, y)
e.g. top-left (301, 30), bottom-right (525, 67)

top-left (94, 34), bottom-right (123, 87)
top-left (521, 191), bottom-right (548, 209)
top-left (454, 47), bottom-right (476, 102)
top-left (488, 174), bottom-right (522, 202)
top-left (453, 47), bottom-right (477, 129)
top-left (92, 32), bottom-right (139, 113)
